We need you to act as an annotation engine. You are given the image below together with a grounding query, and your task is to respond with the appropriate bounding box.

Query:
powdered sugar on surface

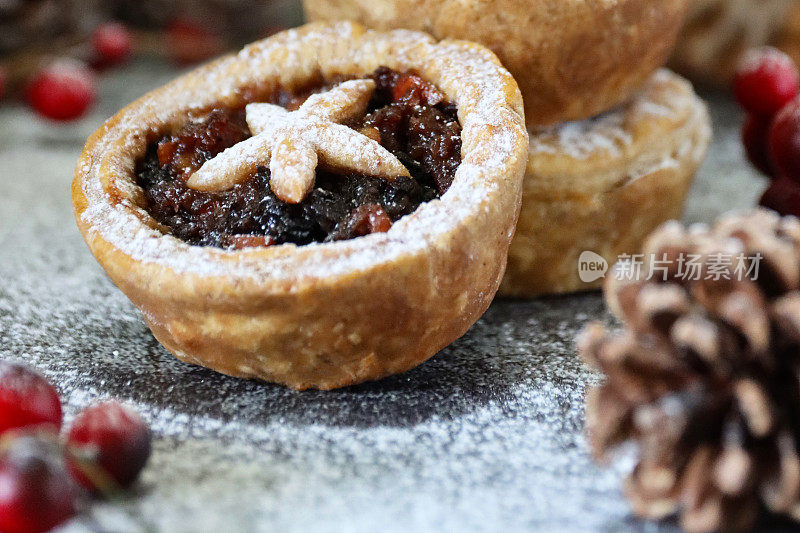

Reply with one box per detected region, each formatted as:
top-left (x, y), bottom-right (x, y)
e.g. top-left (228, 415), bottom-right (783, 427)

top-left (529, 70), bottom-right (691, 160)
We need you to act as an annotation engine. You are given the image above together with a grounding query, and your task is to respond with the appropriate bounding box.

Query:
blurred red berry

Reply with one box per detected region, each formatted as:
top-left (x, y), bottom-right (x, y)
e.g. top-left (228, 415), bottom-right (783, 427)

top-left (0, 362), bottom-right (62, 436)
top-left (26, 60), bottom-right (97, 121)
top-left (743, 114), bottom-right (776, 177)
top-left (66, 401), bottom-right (151, 492)
top-left (165, 19), bottom-right (223, 65)
top-left (734, 47), bottom-right (800, 117)
top-left (92, 22), bottom-right (133, 68)
top-left (0, 437), bottom-right (76, 533)
top-left (760, 177), bottom-right (800, 217)
top-left (769, 98), bottom-right (800, 184)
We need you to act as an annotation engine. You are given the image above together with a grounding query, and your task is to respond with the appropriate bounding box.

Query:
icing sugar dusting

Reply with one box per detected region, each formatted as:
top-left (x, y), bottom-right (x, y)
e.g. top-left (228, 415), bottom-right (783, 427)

top-left (529, 69), bottom-right (694, 160)
top-left (531, 116), bottom-right (632, 159)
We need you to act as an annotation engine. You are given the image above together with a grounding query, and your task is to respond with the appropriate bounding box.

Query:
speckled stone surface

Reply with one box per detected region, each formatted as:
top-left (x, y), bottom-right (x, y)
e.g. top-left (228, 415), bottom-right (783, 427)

top-left (0, 60), bottom-right (776, 532)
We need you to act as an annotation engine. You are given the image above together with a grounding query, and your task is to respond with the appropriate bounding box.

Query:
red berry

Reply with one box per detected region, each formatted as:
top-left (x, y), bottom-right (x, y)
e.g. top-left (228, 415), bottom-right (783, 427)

top-left (66, 401), bottom-right (151, 491)
top-left (743, 114), bottom-right (776, 177)
top-left (92, 22), bottom-right (133, 68)
top-left (769, 98), bottom-right (800, 183)
top-left (0, 362), bottom-right (62, 436)
top-left (734, 47), bottom-right (800, 117)
top-left (760, 177), bottom-right (800, 217)
top-left (0, 438), bottom-right (76, 533)
top-left (165, 19), bottom-right (223, 65)
top-left (26, 60), bottom-right (97, 122)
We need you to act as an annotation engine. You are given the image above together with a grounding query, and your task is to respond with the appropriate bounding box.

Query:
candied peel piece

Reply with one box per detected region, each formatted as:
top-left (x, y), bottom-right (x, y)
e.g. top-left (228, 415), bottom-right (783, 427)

top-left (186, 79), bottom-right (410, 203)
top-left (330, 203), bottom-right (393, 241)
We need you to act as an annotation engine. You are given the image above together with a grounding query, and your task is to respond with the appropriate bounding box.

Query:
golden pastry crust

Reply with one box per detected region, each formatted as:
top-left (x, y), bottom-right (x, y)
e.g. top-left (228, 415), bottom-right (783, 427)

top-left (303, 0), bottom-right (690, 127)
top-left (500, 70), bottom-right (712, 298)
top-left (71, 22), bottom-right (528, 390)
top-left (673, 0), bottom-right (800, 84)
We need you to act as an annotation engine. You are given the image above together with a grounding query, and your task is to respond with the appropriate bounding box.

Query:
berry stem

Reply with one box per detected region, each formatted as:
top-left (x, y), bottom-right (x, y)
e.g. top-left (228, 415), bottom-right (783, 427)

top-left (63, 444), bottom-right (126, 501)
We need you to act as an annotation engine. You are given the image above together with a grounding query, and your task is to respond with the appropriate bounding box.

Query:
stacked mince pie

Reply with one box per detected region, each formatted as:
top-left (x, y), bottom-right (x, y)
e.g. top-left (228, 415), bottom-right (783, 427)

top-left (672, 0), bottom-right (800, 84)
top-left (306, 0), bottom-right (712, 296)
top-left (73, 4), bottom-right (712, 388)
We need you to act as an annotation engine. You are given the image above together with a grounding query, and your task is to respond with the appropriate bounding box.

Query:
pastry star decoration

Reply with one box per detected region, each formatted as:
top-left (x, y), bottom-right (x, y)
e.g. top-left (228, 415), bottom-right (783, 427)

top-left (186, 79), bottom-right (410, 204)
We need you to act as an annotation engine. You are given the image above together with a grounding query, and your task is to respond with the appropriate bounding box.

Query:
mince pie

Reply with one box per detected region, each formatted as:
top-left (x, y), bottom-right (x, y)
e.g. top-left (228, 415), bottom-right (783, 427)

top-left (72, 22), bottom-right (528, 390)
top-left (500, 70), bottom-right (712, 297)
top-left (672, 0), bottom-right (800, 84)
top-left (303, 0), bottom-right (691, 126)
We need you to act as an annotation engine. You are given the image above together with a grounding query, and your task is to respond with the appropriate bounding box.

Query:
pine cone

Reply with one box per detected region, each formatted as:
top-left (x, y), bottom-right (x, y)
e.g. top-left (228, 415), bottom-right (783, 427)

top-left (580, 209), bottom-right (800, 532)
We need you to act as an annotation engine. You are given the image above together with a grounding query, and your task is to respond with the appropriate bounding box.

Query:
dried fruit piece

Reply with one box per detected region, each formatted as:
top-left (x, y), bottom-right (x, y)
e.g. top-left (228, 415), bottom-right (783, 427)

top-left (0, 362), bottom-right (62, 436)
top-left (362, 204), bottom-right (393, 233)
top-left (390, 72), bottom-right (444, 106)
top-left (156, 108), bottom-right (250, 180)
top-left (224, 235), bottom-right (277, 250)
top-left (331, 203), bottom-right (393, 241)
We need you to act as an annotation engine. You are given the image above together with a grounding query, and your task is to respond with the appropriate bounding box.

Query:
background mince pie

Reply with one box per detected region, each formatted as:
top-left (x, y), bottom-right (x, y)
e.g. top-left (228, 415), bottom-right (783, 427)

top-left (71, 22), bottom-right (528, 390)
top-left (303, 0), bottom-right (691, 127)
top-left (500, 70), bottom-right (712, 297)
top-left (672, 0), bottom-right (800, 84)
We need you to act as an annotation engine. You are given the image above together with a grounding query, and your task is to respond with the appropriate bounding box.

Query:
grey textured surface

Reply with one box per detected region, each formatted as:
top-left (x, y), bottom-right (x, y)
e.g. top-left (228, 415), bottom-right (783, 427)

top-left (0, 60), bottom-right (770, 532)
